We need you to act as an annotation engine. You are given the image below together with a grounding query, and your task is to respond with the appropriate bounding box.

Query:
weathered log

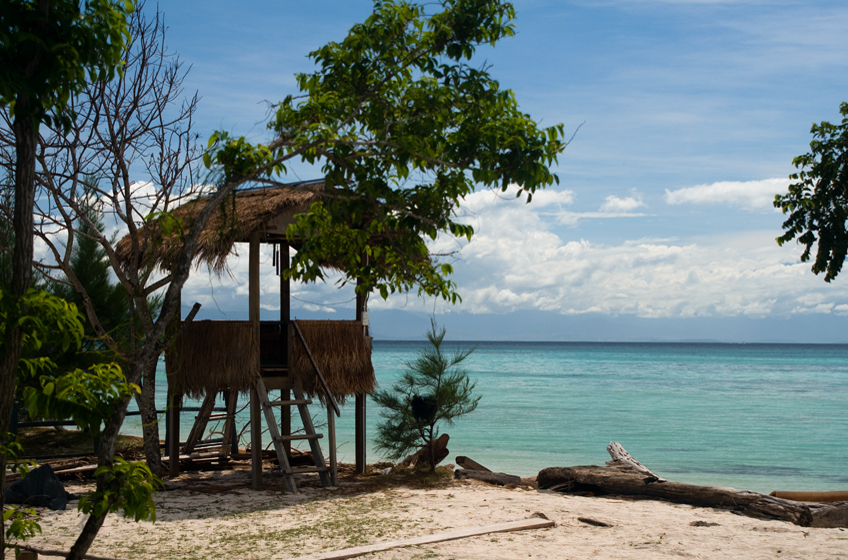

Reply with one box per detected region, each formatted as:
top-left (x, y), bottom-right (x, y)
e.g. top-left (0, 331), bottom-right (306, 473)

top-left (456, 456), bottom-right (491, 472)
top-left (400, 434), bottom-right (449, 468)
top-left (539, 459), bottom-right (848, 528)
top-left (538, 465), bottom-right (823, 526)
top-left (455, 468), bottom-right (521, 486)
top-left (606, 441), bottom-right (665, 482)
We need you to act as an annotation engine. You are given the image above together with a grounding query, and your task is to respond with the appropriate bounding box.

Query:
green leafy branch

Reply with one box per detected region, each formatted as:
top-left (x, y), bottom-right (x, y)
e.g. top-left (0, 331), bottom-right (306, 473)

top-left (79, 458), bottom-right (162, 522)
top-left (775, 102), bottom-right (848, 282)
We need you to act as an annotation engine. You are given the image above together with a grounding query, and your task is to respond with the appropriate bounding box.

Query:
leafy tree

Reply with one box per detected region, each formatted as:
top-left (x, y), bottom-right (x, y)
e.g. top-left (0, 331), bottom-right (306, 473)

top-left (0, 2), bottom-right (132, 558)
top-left (775, 102), bottom-right (848, 282)
top-left (206, 0), bottom-right (567, 302)
top-left (1, 3), bottom-right (198, 483)
top-left (0, 288), bottom-right (160, 555)
top-left (372, 320), bottom-right (479, 471)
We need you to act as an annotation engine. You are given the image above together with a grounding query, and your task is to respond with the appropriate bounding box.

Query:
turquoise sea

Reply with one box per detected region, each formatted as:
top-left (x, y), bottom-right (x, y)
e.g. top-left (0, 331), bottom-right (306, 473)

top-left (128, 342), bottom-right (848, 495)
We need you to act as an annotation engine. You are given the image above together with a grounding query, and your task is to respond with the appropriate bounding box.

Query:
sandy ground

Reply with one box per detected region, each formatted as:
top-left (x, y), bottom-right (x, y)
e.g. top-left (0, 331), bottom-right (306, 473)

top-left (20, 465), bottom-right (848, 560)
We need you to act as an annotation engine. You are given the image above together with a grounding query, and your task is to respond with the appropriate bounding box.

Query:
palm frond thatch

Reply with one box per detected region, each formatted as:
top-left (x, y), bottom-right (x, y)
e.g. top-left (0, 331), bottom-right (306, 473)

top-left (291, 320), bottom-right (375, 404)
top-left (165, 320), bottom-right (258, 399)
top-left (115, 183), bottom-right (322, 274)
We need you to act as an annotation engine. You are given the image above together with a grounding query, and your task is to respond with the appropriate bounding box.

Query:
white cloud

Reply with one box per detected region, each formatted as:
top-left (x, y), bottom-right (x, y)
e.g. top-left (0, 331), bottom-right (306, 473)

top-left (665, 178), bottom-right (789, 211)
top-left (599, 194), bottom-right (647, 213)
top-left (371, 190), bottom-right (848, 319)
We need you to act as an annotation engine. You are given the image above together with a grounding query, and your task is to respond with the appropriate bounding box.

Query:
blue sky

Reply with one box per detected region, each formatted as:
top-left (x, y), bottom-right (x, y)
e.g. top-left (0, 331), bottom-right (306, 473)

top-left (149, 1), bottom-right (848, 341)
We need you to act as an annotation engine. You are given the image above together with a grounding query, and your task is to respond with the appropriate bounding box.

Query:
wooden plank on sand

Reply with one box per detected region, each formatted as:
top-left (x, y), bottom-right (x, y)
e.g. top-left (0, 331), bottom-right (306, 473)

top-left (275, 518), bottom-right (555, 560)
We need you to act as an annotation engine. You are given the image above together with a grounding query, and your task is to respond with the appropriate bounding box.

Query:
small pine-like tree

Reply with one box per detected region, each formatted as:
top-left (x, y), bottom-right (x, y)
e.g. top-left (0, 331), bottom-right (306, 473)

top-left (372, 320), bottom-right (480, 472)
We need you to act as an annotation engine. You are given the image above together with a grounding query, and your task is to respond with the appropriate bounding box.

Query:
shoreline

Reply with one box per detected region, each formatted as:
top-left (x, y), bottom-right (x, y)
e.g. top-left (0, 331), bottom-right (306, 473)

top-left (21, 464), bottom-right (848, 560)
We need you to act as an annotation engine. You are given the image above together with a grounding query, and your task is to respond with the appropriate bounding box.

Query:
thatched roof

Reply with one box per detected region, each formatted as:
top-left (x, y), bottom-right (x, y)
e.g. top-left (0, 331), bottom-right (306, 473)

top-left (115, 181), bottom-right (322, 274)
top-left (292, 320), bottom-right (375, 404)
top-left (165, 319), bottom-right (375, 402)
top-left (165, 321), bottom-right (258, 399)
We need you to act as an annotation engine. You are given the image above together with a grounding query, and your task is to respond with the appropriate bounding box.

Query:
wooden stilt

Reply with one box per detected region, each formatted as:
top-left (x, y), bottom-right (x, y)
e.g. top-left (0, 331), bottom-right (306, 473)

top-left (183, 391), bottom-right (218, 454)
top-left (355, 281), bottom-right (368, 474)
top-left (328, 405), bottom-right (338, 486)
top-left (168, 390), bottom-right (181, 478)
top-left (166, 291), bottom-right (182, 478)
top-left (280, 243), bottom-right (291, 457)
top-left (249, 232), bottom-right (262, 489)
top-left (220, 390), bottom-right (237, 456)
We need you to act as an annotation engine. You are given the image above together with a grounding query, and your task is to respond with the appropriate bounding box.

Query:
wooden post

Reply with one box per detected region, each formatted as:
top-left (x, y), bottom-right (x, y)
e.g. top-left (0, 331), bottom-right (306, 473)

top-left (249, 232), bottom-right (262, 489)
top-left (328, 405), bottom-right (338, 486)
top-left (355, 280), bottom-right (367, 474)
top-left (167, 292), bottom-right (182, 478)
top-left (168, 389), bottom-right (181, 478)
top-left (280, 242), bottom-right (291, 457)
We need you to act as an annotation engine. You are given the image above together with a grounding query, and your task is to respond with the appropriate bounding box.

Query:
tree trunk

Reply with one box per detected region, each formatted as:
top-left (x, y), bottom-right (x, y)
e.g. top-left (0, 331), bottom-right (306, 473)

top-left (66, 392), bottom-right (131, 560)
top-left (139, 352), bottom-right (161, 476)
top-left (66, 342), bottom-right (151, 560)
top-left (428, 430), bottom-right (436, 473)
top-left (1, 105), bottom-right (37, 560)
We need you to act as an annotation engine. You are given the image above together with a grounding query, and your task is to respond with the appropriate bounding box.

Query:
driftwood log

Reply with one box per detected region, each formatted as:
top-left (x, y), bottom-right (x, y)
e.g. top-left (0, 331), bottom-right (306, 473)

top-left (538, 442), bottom-right (848, 528)
top-left (456, 456), bottom-right (492, 472)
top-left (455, 469), bottom-right (521, 486)
top-left (400, 434), bottom-right (449, 468)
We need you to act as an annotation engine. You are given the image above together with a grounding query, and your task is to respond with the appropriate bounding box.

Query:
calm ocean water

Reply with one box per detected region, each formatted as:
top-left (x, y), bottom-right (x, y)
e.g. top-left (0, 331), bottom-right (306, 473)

top-left (128, 341), bottom-right (848, 494)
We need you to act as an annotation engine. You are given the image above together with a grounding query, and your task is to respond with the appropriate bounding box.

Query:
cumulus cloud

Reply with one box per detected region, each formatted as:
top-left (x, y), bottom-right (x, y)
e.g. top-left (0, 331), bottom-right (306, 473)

top-left (370, 189), bottom-right (848, 319)
top-left (552, 192), bottom-right (648, 225)
top-left (599, 193), bottom-right (646, 213)
top-left (665, 178), bottom-right (789, 211)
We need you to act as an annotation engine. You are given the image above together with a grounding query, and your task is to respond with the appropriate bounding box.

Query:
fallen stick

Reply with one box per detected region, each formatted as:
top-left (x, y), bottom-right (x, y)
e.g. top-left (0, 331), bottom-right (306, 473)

top-left (274, 518), bottom-right (555, 560)
top-left (6, 543), bottom-right (132, 560)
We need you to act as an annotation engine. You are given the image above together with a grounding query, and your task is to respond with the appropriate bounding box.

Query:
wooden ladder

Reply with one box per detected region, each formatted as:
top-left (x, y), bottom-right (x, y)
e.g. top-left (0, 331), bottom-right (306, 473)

top-left (255, 377), bottom-right (333, 493)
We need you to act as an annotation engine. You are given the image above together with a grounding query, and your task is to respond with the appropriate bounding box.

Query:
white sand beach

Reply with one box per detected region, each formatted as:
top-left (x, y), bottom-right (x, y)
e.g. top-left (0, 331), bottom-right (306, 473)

top-left (20, 464), bottom-right (848, 560)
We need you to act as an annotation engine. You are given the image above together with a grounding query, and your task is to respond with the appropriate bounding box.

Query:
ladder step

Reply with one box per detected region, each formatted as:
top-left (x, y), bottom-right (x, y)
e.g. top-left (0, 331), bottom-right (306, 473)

top-left (207, 414), bottom-right (234, 421)
top-left (273, 434), bottom-right (323, 442)
top-left (265, 399), bottom-right (311, 406)
top-left (284, 466), bottom-right (330, 474)
top-left (260, 365), bottom-right (289, 374)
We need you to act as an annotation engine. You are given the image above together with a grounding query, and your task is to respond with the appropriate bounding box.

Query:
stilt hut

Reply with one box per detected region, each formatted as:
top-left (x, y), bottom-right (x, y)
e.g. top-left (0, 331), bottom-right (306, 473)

top-left (116, 179), bottom-right (376, 491)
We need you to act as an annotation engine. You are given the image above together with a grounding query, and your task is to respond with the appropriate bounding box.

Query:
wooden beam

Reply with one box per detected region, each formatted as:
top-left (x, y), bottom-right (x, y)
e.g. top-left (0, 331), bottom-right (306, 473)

top-left (355, 280), bottom-right (367, 474)
top-left (328, 405), bottom-right (337, 486)
top-left (182, 391), bottom-right (217, 454)
top-left (249, 232), bottom-right (262, 489)
top-left (220, 390), bottom-right (237, 456)
top-left (166, 291), bottom-right (182, 478)
top-left (277, 518), bottom-right (555, 560)
top-left (167, 389), bottom-right (181, 479)
top-left (280, 243), bottom-right (291, 456)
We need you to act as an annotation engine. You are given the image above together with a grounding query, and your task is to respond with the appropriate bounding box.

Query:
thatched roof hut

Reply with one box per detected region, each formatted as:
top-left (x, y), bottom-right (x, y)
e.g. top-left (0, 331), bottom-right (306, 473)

top-left (115, 181), bottom-right (322, 274)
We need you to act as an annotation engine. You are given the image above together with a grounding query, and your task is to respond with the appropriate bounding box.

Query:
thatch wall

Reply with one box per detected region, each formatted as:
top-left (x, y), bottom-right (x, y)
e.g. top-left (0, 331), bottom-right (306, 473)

top-left (166, 321), bottom-right (259, 399)
top-left (292, 320), bottom-right (375, 404)
top-left (115, 183), bottom-right (321, 274)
